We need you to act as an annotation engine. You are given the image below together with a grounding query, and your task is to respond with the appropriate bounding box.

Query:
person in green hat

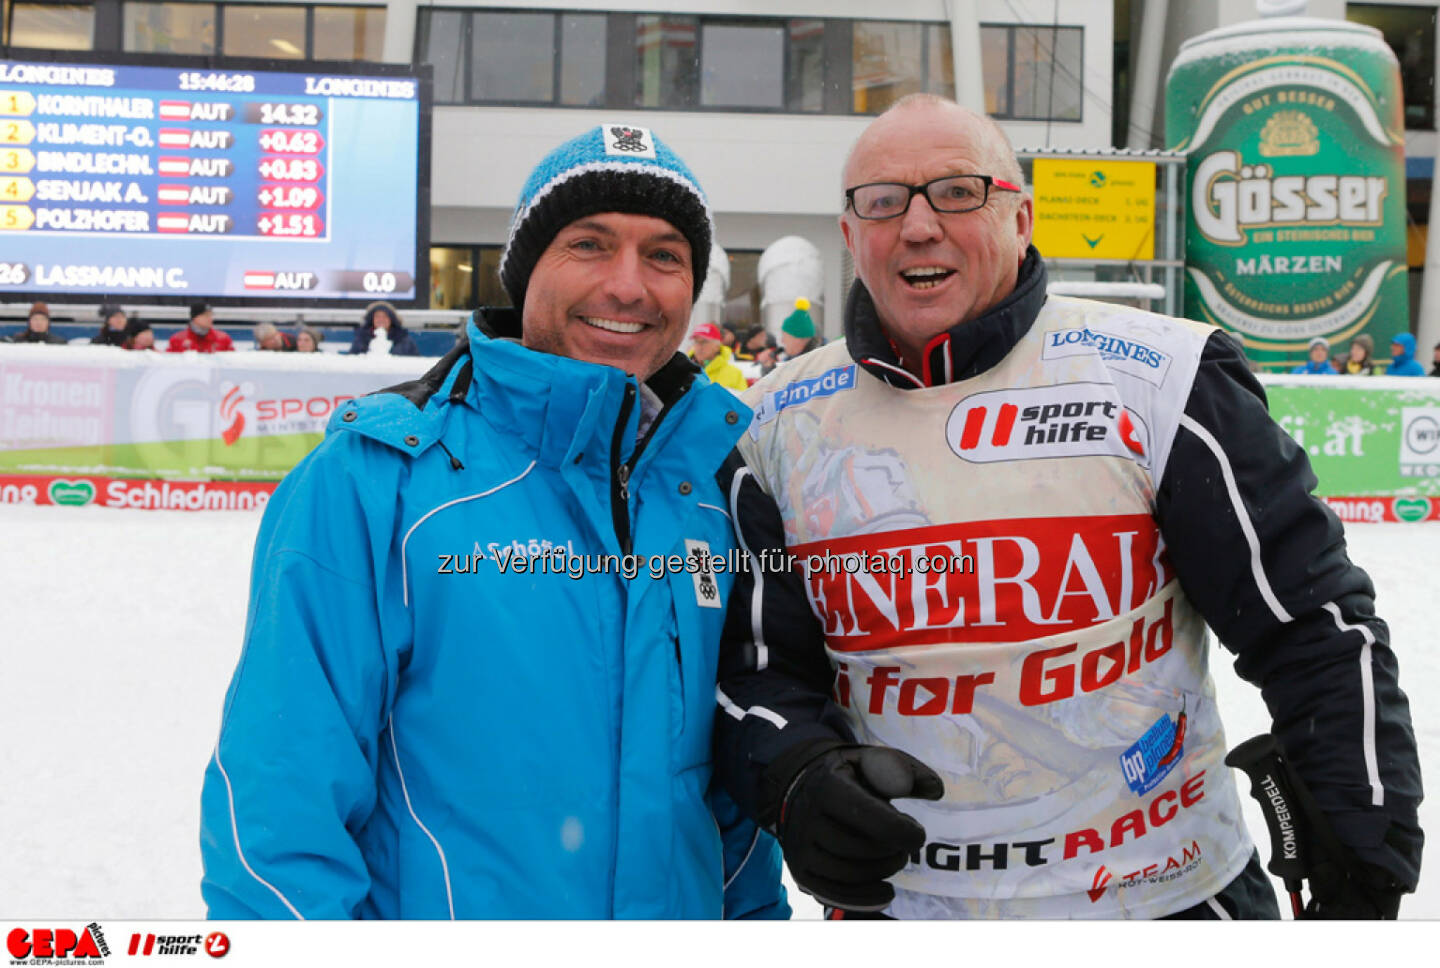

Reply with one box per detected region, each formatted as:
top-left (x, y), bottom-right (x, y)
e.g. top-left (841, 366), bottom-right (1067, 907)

top-left (780, 297), bottom-right (820, 359)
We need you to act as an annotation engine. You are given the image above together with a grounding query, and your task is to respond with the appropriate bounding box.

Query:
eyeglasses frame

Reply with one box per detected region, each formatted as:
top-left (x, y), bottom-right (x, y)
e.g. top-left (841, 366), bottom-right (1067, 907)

top-left (843, 174), bottom-right (1024, 220)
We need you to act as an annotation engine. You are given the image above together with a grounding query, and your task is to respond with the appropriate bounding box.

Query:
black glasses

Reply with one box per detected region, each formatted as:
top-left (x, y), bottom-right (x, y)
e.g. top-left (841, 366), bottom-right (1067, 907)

top-left (844, 174), bottom-right (1023, 220)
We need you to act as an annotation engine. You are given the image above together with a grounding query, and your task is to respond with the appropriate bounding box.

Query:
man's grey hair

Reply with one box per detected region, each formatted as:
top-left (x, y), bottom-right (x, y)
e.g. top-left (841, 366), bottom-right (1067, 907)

top-left (843, 94), bottom-right (1027, 195)
top-left (253, 322), bottom-right (278, 340)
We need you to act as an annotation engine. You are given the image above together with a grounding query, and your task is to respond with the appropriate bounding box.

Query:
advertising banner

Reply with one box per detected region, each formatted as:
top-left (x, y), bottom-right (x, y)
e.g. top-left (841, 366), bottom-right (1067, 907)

top-left (1166, 18), bottom-right (1409, 367)
top-left (1263, 375), bottom-right (1440, 522)
top-left (0, 344), bottom-right (428, 489)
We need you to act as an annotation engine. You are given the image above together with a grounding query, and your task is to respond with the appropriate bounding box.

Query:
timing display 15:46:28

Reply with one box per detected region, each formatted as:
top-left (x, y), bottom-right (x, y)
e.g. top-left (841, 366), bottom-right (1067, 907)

top-left (178, 71), bottom-right (256, 92)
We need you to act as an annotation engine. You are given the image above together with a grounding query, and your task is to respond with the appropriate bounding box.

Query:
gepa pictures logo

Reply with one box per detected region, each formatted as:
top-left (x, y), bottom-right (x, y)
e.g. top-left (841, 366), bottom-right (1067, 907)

top-left (6, 924), bottom-right (109, 962)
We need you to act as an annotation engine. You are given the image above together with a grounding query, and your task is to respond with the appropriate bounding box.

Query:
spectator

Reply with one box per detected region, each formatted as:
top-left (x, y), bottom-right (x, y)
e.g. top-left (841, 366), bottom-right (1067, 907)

top-left (779, 298), bottom-right (820, 359)
top-left (689, 321), bottom-right (748, 391)
top-left (1431, 341), bottom-right (1440, 377)
top-left (722, 321), bottom-right (743, 353)
top-left (198, 123), bottom-right (786, 919)
top-left (1291, 336), bottom-right (1337, 374)
top-left (123, 318), bottom-right (155, 351)
top-left (295, 325), bottom-right (323, 353)
top-left (1338, 333), bottom-right (1375, 375)
top-left (6, 301), bottom-right (67, 344)
top-left (168, 303), bottom-right (234, 353)
top-left (349, 300), bottom-right (418, 356)
top-left (738, 325), bottom-right (770, 362)
top-left (1386, 332), bottom-right (1426, 376)
top-left (92, 304), bottom-right (128, 347)
top-left (254, 321), bottom-right (296, 351)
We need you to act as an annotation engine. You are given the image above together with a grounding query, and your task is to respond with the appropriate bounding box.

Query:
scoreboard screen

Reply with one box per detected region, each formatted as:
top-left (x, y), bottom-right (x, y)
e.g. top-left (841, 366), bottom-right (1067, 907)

top-left (0, 51), bottom-right (430, 306)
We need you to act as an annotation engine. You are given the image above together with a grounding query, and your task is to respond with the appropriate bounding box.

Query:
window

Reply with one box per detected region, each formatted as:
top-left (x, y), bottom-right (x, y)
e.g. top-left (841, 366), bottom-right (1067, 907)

top-left (983, 24), bottom-right (1084, 121)
top-left (637, 14), bottom-right (826, 112)
top-left (417, 9), bottom-right (464, 103)
top-left (121, 3), bottom-right (386, 60)
top-left (852, 21), bottom-right (953, 114)
top-left (1347, 3), bottom-right (1436, 129)
top-left (636, 14), bottom-right (697, 109)
top-left (417, 8), bottom-right (608, 107)
top-left (222, 4), bottom-right (304, 59)
top-left (314, 6), bottom-right (385, 62)
top-left (702, 22), bottom-right (784, 109)
top-left (428, 245), bottom-right (508, 309)
top-left (124, 2), bottom-right (214, 54)
top-left (472, 11), bottom-right (554, 103)
top-left (9, 1), bottom-right (93, 49)
top-left (559, 13), bottom-right (606, 107)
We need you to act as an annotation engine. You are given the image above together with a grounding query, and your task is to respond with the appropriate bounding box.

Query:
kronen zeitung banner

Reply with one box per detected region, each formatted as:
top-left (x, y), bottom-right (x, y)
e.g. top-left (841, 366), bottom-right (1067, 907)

top-left (1165, 17), bottom-right (1408, 367)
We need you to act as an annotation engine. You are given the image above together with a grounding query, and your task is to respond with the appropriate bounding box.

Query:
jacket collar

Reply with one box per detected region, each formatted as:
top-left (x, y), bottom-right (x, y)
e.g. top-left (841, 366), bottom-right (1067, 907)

top-left (846, 245), bottom-right (1048, 389)
top-left (468, 309), bottom-right (704, 468)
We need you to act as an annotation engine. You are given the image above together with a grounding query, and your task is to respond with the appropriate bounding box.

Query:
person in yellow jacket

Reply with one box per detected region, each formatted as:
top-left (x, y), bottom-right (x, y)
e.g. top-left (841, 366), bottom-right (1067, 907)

top-left (690, 322), bottom-right (749, 391)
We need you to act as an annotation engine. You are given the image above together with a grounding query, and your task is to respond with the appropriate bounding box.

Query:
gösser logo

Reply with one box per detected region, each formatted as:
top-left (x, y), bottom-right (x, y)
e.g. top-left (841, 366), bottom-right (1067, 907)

top-left (946, 383), bottom-right (1150, 466)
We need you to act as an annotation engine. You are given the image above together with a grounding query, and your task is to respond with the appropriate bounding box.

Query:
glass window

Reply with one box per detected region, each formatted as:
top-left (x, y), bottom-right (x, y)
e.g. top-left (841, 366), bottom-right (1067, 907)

top-left (476, 246), bottom-right (508, 308)
top-left (1347, 3), bottom-right (1436, 128)
top-left (1009, 26), bottom-right (1082, 121)
top-left (314, 6), bottom-right (386, 62)
top-left (636, 14), bottom-right (697, 109)
top-left (980, 25), bottom-right (1008, 116)
top-left (123, 2), bottom-right (215, 54)
top-left (701, 22), bottom-right (784, 109)
top-left (429, 246), bottom-right (476, 310)
top-left (417, 9), bottom-right (465, 104)
top-left (852, 21), bottom-right (924, 114)
top-left (222, 4), bottom-right (305, 59)
top-left (559, 13), bottom-right (606, 107)
top-left (926, 24), bottom-right (955, 100)
top-left (983, 24), bottom-right (1082, 121)
top-left (10, 2), bottom-right (93, 49)
top-left (786, 19), bottom-right (825, 112)
top-left (471, 11), bottom-right (554, 103)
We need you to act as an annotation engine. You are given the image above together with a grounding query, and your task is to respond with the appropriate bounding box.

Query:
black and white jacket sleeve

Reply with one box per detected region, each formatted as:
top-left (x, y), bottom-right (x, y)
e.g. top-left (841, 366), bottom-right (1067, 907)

top-left (1159, 330), bottom-right (1423, 891)
top-left (713, 450), bottom-right (856, 829)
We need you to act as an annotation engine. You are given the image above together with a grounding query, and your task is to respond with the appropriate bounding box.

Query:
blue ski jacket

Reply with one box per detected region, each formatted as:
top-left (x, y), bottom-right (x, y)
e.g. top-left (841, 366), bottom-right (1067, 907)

top-left (199, 315), bottom-right (788, 919)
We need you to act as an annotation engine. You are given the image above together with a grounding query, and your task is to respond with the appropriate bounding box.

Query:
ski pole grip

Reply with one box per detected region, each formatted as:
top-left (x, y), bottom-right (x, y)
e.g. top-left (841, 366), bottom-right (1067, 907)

top-left (1224, 734), bottom-right (1309, 884)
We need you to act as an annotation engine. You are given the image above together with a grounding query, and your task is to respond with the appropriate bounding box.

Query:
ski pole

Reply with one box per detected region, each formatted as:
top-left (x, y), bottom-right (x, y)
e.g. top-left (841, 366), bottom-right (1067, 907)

top-left (1224, 733), bottom-right (1309, 917)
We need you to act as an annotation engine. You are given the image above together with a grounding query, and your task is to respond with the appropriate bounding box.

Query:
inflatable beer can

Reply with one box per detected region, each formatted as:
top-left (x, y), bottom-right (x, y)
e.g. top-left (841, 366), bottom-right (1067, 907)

top-left (1166, 17), bottom-right (1408, 368)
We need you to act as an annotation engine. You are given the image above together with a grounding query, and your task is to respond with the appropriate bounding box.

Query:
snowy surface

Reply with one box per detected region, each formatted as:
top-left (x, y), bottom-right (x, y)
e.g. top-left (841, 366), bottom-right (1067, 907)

top-left (0, 504), bottom-right (1435, 920)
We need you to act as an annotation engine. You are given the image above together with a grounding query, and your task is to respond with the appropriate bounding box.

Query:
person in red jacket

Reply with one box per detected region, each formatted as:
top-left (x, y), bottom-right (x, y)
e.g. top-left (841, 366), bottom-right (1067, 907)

top-left (167, 302), bottom-right (234, 353)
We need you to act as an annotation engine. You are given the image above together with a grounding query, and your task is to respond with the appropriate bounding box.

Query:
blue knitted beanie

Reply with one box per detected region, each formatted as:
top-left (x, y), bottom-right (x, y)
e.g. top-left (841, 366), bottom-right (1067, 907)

top-left (499, 124), bottom-right (713, 309)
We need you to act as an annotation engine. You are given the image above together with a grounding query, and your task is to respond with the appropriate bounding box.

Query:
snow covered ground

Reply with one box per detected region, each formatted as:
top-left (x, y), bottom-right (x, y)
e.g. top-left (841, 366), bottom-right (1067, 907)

top-left (0, 504), bottom-right (1435, 920)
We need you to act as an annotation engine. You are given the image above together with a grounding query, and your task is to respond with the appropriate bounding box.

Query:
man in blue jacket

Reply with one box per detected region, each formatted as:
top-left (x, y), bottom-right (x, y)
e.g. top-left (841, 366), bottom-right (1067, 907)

top-left (1387, 332), bottom-right (1427, 376)
top-left (199, 124), bottom-right (789, 919)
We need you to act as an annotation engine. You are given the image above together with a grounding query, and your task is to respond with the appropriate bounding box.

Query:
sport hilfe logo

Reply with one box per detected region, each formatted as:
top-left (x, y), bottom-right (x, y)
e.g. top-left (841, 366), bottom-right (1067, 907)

top-left (6, 925), bottom-right (109, 960)
top-left (127, 932), bottom-right (229, 957)
top-left (946, 384), bottom-right (1150, 466)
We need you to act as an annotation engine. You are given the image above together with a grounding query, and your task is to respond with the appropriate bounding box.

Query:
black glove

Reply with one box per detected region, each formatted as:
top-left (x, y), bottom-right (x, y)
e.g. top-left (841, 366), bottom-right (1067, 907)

top-left (767, 742), bottom-right (944, 911)
top-left (1304, 858), bottom-right (1403, 919)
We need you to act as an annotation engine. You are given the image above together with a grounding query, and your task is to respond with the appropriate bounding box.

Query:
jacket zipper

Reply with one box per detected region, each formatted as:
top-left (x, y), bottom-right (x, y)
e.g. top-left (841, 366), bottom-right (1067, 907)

top-left (609, 383), bottom-right (638, 555)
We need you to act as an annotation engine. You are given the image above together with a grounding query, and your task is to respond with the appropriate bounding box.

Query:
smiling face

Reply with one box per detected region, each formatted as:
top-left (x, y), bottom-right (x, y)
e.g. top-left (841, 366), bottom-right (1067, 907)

top-left (521, 212), bottom-right (694, 380)
top-left (840, 101), bottom-right (1032, 366)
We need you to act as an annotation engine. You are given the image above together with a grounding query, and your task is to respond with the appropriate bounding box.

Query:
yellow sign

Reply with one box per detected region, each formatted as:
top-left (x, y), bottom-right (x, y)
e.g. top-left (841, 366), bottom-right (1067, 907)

top-left (1031, 159), bottom-right (1156, 261)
